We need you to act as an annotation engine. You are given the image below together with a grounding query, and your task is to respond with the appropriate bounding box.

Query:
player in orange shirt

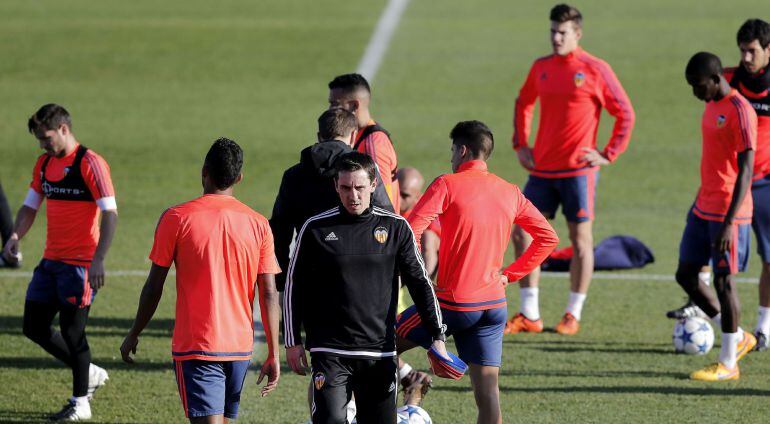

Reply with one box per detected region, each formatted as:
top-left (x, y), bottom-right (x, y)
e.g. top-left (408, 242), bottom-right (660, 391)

top-left (508, 4), bottom-right (635, 336)
top-left (328, 73), bottom-right (399, 212)
top-left (2, 104), bottom-right (117, 421)
top-left (676, 53), bottom-right (758, 381)
top-left (396, 121), bottom-right (558, 424)
top-left (120, 138), bottom-right (282, 422)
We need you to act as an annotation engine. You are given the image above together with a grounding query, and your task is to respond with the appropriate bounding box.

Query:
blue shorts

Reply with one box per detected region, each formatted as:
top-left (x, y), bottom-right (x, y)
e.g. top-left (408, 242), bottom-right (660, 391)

top-left (26, 259), bottom-right (94, 308)
top-left (679, 207), bottom-right (750, 275)
top-left (174, 360), bottom-right (250, 419)
top-left (523, 172), bottom-right (598, 223)
top-left (752, 176), bottom-right (770, 263)
top-left (396, 305), bottom-right (506, 367)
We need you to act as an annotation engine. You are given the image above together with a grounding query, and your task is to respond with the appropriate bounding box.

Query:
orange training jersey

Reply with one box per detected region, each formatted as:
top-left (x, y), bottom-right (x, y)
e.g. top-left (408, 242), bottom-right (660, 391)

top-left (725, 66), bottom-right (770, 180)
top-left (407, 160), bottom-right (558, 311)
top-left (27, 144), bottom-right (116, 266)
top-left (513, 47), bottom-right (635, 178)
top-left (149, 194), bottom-right (281, 361)
top-left (356, 120), bottom-right (400, 212)
top-left (694, 89), bottom-right (757, 223)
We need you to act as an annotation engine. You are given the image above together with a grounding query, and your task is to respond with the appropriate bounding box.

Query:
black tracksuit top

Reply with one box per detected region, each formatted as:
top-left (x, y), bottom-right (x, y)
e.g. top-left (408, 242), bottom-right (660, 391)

top-left (284, 205), bottom-right (445, 359)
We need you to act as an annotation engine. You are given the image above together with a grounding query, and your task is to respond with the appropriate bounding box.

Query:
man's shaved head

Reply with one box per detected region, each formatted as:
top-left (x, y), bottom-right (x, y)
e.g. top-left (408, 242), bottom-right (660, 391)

top-left (397, 167), bottom-right (425, 215)
top-left (685, 52), bottom-right (726, 102)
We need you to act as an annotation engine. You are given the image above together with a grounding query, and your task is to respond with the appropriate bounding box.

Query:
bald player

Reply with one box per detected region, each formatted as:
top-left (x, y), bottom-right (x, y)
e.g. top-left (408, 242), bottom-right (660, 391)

top-left (398, 167), bottom-right (440, 279)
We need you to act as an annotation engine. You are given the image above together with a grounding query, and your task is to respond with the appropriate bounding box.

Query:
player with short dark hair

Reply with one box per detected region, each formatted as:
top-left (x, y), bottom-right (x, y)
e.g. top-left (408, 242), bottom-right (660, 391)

top-left (397, 120), bottom-right (558, 423)
top-left (3, 104), bottom-right (117, 421)
top-left (676, 52), bottom-right (758, 381)
top-left (284, 151), bottom-right (446, 424)
top-left (668, 20), bottom-right (770, 353)
top-left (328, 73), bottom-right (400, 212)
top-left (508, 3), bottom-right (635, 336)
top-left (121, 138), bottom-right (282, 422)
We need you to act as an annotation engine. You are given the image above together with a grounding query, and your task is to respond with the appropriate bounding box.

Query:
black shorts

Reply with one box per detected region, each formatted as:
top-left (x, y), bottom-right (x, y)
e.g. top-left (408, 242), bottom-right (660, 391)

top-left (310, 353), bottom-right (397, 424)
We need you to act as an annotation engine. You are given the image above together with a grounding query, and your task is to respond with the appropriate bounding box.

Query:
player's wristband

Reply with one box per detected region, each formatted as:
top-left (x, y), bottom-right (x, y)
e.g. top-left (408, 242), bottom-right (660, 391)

top-left (398, 363), bottom-right (413, 380)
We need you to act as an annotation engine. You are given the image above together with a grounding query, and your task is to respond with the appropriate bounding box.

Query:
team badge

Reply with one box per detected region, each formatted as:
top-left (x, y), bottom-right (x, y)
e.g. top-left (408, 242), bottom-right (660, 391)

top-left (314, 372), bottom-right (326, 390)
top-left (574, 72), bottom-right (585, 87)
top-left (63, 166), bottom-right (71, 176)
top-left (374, 226), bottom-right (388, 244)
top-left (717, 114), bottom-right (726, 128)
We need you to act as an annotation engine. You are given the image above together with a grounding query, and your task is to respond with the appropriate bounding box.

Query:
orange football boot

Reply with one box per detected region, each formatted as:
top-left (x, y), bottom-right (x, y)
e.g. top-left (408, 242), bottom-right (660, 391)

top-left (504, 313), bottom-right (543, 334)
top-left (555, 312), bottom-right (580, 335)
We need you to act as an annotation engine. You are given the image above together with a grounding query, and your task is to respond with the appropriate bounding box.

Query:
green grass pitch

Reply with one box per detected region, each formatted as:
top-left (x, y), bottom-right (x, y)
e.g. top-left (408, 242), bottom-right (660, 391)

top-left (1, 0), bottom-right (770, 422)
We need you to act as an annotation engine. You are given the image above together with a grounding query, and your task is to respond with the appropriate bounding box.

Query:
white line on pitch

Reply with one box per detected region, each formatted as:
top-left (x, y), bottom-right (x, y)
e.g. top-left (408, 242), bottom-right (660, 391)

top-left (0, 269), bottom-right (757, 284)
top-left (356, 0), bottom-right (411, 81)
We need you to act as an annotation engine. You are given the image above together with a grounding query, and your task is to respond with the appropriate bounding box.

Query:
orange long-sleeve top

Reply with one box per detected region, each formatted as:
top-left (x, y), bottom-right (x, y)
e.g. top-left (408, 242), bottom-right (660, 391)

top-left (407, 160), bottom-right (558, 311)
top-left (513, 47), bottom-right (635, 178)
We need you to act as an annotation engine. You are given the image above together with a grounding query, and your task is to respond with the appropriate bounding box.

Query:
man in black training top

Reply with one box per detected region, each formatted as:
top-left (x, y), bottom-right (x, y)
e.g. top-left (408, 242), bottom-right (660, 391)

top-left (284, 152), bottom-right (446, 424)
top-left (270, 108), bottom-right (393, 292)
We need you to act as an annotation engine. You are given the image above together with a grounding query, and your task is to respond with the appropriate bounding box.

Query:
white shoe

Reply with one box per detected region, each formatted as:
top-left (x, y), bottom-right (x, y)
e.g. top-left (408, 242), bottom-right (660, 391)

top-left (87, 364), bottom-right (108, 400)
top-left (49, 399), bottom-right (91, 421)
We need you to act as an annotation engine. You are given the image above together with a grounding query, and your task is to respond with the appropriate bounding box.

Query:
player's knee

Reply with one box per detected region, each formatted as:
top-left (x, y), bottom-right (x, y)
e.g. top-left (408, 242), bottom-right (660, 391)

top-left (570, 235), bottom-right (593, 256)
top-left (22, 320), bottom-right (47, 342)
top-left (675, 269), bottom-right (698, 293)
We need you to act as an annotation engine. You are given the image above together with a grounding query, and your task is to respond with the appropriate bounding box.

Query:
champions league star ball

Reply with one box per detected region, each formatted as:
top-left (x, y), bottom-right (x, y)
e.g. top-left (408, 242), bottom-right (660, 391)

top-left (397, 405), bottom-right (432, 424)
top-left (673, 317), bottom-right (714, 355)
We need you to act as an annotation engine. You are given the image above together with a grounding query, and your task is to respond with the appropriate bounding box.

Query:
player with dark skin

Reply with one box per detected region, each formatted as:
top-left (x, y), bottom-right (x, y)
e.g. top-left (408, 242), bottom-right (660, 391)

top-left (677, 60), bottom-right (753, 329)
top-left (121, 158), bottom-right (281, 424)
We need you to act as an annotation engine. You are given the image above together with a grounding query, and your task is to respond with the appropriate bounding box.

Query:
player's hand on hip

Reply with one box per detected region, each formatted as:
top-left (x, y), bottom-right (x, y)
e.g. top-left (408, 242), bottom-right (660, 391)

top-left (431, 339), bottom-right (449, 360)
top-left (89, 258), bottom-right (105, 290)
top-left (256, 354), bottom-right (280, 397)
top-left (286, 345), bottom-right (308, 376)
top-left (120, 334), bottom-right (139, 363)
top-left (580, 147), bottom-right (610, 167)
top-left (498, 271), bottom-right (509, 287)
top-left (516, 146), bottom-right (535, 170)
top-left (714, 222), bottom-right (734, 253)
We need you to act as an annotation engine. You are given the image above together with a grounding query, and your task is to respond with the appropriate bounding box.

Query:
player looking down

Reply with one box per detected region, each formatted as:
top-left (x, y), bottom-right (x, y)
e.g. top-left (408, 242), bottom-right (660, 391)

top-left (121, 138), bottom-right (282, 422)
top-left (284, 152), bottom-right (446, 424)
top-left (3, 104), bottom-right (117, 421)
top-left (396, 120), bottom-right (558, 424)
top-left (667, 19), bottom-right (770, 352)
top-left (508, 3), bottom-right (635, 335)
top-left (675, 52), bottom-right (757, 381)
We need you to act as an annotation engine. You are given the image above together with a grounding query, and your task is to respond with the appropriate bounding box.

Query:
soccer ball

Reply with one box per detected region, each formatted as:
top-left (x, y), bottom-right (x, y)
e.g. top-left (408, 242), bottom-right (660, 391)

top-left (672, 317), bottom-right (714, 355)
top-left (397, 405), bottom-right (432, 424)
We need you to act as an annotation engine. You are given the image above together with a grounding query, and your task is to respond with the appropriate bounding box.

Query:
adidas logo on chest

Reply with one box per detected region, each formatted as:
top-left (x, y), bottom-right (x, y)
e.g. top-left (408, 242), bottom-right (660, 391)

top-left (324, 232), bottom-right (339, 241)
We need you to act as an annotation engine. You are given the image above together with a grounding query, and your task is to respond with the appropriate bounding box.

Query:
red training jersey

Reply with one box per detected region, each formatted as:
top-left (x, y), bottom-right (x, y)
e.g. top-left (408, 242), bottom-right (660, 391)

top-left (28, 144), bottom-right (116, 266)
top-left (149, 194), bottom-right (281, 361)
top-left (725, 66), bottom-right (770, 180)
top-left (407, 160), bottom-right (558, 311)
top-left (356, 120), bottom-right (400, 212)
top-left (694, 89), bottom-right (757, 223)
top-left (513, 47), bottom-right (635, 178)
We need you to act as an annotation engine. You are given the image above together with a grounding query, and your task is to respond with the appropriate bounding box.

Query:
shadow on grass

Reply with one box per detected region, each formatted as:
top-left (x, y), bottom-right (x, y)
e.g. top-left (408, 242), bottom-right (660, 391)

top-left (535, 346), bottom-right (672, 355)
top-left (0, 315), bottom-right (175, 338)
top-left (0, 410), bottom-right (137, 424)
top-left (434, 385), bottom-right (770, 397)
top-left (500, 369), bottom-right (681, 378)
top-left (503, 338), bottom-right (672, 355)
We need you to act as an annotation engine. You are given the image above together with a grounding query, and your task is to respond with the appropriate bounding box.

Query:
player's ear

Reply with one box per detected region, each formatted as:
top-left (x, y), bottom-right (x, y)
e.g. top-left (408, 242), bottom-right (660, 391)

top-left (59, 123), bottom-right (70, 136)
top-left (349, 100), bottom-right (360, 112)
top-left (235, 173), bottom-right (243, 185)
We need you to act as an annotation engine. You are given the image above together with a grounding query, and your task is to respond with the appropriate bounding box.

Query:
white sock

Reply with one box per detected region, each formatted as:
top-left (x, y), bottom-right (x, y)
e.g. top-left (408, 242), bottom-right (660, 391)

top-left (710, 313), bottom-right (722, 329)
top-left (566, 292), bottom-right (587, 321)
top-left (398, 363), bottom-right (412, 380)
top-left (756, 306), bottom-right (770, 335)
top-left (71, 396), bottom-right (89, 407)
top-left (698, 271), bottom-right (711, 287)
top-left (719, 332), bottom-right (740, 369)
top-left (519, 287), bottom-right (540, 320)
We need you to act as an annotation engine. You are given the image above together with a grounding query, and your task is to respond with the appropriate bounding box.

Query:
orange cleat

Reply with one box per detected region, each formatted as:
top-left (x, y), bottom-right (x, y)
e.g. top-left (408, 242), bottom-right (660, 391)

top-left (555, 312), bottom-right (580, 335)
top-left (504, 313), bottom-right (543, 334)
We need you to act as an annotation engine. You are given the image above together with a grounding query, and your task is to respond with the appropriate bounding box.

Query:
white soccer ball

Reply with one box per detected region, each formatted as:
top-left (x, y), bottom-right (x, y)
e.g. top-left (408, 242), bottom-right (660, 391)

top-left (672, 317), bottom-right (714, 355)
top-left (397, 405), bottom-right (432, 424)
